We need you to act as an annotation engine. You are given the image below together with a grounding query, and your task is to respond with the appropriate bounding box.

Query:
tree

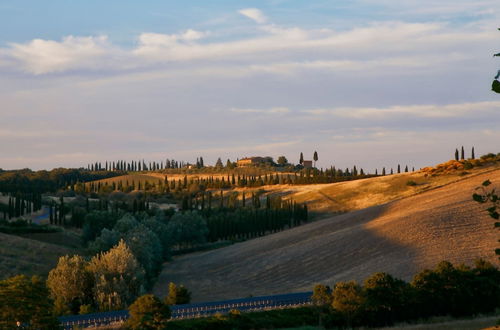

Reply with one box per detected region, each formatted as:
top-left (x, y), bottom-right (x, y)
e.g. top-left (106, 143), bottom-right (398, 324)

top-left (277, 156), bottom-right (288, 166)
top-left (332, 281), bottom-right (365, 326)
top-left (176, 285), bottom-right (192, 304)
top-left (47, 255), bottom-right (94, 315)
top-left (166, 211), bottom-right (208, 249)
top-left (461, 146), bottom-right (465, 160)
top-left (312, 284), bottom-right (332, 306)
top-left (127, 294), bottom-right (170, 330)
top-left (215, 158), bottom-right (223, 168)
top-left (165, 282), bottom-right (177, 305)
top-left (455, 148), bottom-right (459, 161)
top-left (0, 275), bottom-right (59, 329)
top-left (471, 147), bottom-right (475, 159)
top-left (165, 282), bottom-right (192, 305)
top-left (313, 151), bottom-right (319, 167)
top-left (363, 272), bottom-right (410, 325)
top-left (88, 240), bottom-right (145, 311)
top-left (299, 152), bottom-right (304, 165)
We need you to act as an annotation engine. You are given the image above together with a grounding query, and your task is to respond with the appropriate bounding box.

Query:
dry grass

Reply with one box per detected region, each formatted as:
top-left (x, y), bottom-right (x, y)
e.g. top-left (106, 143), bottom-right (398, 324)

top-left (0, 232), bottom-right (76, 279)
top-left (246, 164), bottom-right (499, 214)
top-left (153, 168), bottom-right (500, 303)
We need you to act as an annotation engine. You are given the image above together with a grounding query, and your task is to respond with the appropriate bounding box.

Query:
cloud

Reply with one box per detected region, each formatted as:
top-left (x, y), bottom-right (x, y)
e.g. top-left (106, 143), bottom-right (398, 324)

top-left (230, 107), bottom-right (290, 114)
top-left (0, 20), bottom-right (494, 76)
top-left (302, 101), bottom-right (500, 119)
top-left (238, 8), bottom-right (267, 24)
top-left (7, 35), bottom-right (111, 74)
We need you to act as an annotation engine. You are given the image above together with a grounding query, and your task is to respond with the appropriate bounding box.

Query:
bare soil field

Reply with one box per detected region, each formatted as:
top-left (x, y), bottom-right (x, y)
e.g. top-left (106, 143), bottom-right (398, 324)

top-left (154, 168), bottom-right (500, 303)
top-left (0, 232), bottom-right (76, 279)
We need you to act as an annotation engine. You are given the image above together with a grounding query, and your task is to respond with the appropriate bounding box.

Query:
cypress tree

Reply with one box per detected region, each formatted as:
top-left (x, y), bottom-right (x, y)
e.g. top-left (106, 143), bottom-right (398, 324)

top-left (397, 164), bottom-right (401, 173)
top-left (313, 151), bottom-right (318, 167)
top-left (299, 152), bottom-right (304, 165)
top-left (382, 167), bottom-right (386, 176)
top-left (471, 147), bottom-right (475, 159)
top-left (404, 165), bottom-right (408, 172)
top-left (461, 146), bottom-right (465, 160)
top-left (455, 148), bottom-right (459, 161)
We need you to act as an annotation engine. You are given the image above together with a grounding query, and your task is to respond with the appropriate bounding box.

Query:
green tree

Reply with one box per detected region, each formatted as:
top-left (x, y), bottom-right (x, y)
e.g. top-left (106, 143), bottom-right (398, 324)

top-left (88, 240), bottom-right (145, 311)
top-left (461, 146), bottom-right (465, 160)
top-left (175, 285), bottom-right (192, 304)
top-left (455, 148), bottom-right (459, 161)
top-left (165, 282), bottom-right (178, 305)
top-left (215, 158), bottom-right (223, 168)
top-left (313, 151), bottom-right (318, 167)
top-left (127, 294), bottom-right (171, 330)
top-left (332, 281), bottom-right (365, 326)
top-left (299, 152), bottom-right (304, 165)
top-left (312, 284), bottom-right (332, 306)
top-left (277, 156), bottom-right (288, 166)
top-left (166, 211), bottom-right (208, 249)
top-left (0, 275), bottom-right (59, 329)
top-left (363, 272), bottom-right (410, 325)
top-left (47, 255), bottom-right (94, 315)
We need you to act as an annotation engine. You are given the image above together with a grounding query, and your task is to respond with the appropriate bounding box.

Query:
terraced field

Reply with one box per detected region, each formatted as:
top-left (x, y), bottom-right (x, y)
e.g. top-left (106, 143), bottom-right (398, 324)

top-left (154, 168), bottom-right (500, 302)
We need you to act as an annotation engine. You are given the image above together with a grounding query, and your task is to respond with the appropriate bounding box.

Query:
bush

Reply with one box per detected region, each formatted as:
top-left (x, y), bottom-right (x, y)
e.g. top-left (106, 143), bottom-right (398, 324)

top-left (406, 180), bottom-right (417, 186)
top-left (127, 294), bottom-right (170, 330)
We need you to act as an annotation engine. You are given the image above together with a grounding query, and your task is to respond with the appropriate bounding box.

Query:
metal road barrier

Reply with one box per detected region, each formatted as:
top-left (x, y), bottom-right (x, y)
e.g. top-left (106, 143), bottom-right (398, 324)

top-left (58, 291), bottom-right (313, 329)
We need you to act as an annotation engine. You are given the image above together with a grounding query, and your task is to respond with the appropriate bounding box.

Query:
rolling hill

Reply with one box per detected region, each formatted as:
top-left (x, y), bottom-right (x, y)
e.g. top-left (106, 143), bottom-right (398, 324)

top-left (0, 232), bottom-right (77, 279)
top-left (153, 167), bottom-right (500, 303)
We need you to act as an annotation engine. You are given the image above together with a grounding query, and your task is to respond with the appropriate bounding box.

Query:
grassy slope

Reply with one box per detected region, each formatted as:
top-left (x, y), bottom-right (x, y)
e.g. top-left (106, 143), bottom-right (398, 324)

top-left (153, 166), bottom-right (500, 303)
top-left (0, 231), bottom-right (77, 279)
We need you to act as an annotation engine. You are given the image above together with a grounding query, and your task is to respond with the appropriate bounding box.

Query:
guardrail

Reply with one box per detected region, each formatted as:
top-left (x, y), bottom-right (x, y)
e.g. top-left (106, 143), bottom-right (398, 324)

top-left (59, 291), bottom-right (313, 329)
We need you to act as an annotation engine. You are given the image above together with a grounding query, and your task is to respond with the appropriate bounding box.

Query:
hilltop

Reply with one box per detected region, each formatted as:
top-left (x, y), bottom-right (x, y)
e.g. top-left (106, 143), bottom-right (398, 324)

top-left (154, 165), bottom-right (500, 302)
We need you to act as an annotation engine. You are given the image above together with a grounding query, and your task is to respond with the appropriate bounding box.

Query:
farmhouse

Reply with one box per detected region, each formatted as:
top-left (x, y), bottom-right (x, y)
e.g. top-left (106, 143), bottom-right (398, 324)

top-left (302, 160), bottom-right (313, 169)
top-left (237, 156), bottom-right (273, 167)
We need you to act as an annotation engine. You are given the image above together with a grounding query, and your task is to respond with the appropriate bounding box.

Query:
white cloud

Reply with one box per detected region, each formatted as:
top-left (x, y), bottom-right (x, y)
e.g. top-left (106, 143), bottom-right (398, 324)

top-left (230, 107), bottom-right (290, 114)
top-left (302, 101), bottom-right (500, 119)
top-left (0, 20), bottom-right (494, 76)
top-left (7, 35), bottom-right (111, 74)
top-left (238, 8), bottom-right (267, 24)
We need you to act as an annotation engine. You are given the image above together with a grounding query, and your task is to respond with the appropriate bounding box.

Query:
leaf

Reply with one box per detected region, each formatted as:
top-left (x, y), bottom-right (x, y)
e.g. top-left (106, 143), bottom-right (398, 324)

top-left (472, 193), bottom-right (485, 203)
top-left (482, 180), bottom-right (492, 187)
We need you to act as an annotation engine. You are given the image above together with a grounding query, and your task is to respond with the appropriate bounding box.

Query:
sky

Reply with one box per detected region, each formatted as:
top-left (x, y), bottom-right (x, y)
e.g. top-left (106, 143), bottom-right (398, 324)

top-left (0, 0), bottom-right (499, 171)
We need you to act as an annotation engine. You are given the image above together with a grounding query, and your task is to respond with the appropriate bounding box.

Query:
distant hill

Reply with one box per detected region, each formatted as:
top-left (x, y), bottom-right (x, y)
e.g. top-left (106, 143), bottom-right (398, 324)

top-left (153, 166), bottom-right (500, 302)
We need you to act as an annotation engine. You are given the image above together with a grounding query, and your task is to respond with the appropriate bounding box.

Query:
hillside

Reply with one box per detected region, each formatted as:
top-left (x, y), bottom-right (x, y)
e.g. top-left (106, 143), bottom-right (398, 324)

top-left (154, 167), bottom-right (500, 303)
top-left (0, 232), bottom-right (77, 279)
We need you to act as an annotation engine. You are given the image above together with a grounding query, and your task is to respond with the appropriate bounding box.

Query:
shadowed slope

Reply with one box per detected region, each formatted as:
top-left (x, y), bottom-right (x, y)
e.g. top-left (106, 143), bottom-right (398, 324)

top-left (154, 169), bottom-right (500, 302)
top-left (0, 232), bottom-right (76, 279)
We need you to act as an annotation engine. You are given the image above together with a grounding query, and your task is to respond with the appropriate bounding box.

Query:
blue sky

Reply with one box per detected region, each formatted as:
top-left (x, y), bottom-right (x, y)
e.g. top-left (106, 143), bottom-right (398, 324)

top-left (0, 0), bottom-right (499, 170)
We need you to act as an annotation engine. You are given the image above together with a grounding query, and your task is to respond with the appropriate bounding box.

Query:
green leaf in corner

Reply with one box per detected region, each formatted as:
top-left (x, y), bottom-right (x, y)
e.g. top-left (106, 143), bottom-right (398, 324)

top-left (473, 193), bottom-right (485, 203)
